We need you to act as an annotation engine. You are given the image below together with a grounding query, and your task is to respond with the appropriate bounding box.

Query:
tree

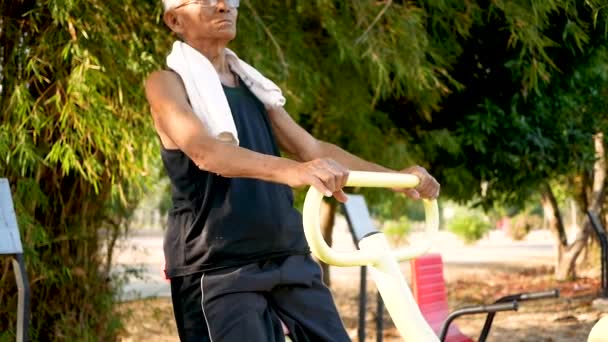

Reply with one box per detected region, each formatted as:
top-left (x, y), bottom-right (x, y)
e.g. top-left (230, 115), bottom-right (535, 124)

top-left (376, 2), bottom-right (608, 279)
top-left (0, 1), bottom-right (171, 339)
top-left (536, 50), bottom-right (608, 280)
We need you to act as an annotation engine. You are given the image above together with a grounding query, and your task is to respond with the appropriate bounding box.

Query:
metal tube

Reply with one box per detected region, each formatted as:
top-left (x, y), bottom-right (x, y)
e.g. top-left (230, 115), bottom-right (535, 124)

top-left (12, 254), bottom-right (30, 342)
top-left (478, 289), bottom-right (559, 341)
top-left (376, 291), bottom-right (383, 342)
top-left (303, 172), bottom-right (439, 267)
top-left (345, 171), bottom-right (419, 188)
top-left (359, 234), bottom-right (439, 341)
top-left (478, 312), bottom-right (496, 342)
top-left (358, 266), bottom-right (367, 342)
top-left (439, 302), bottom-right (518, 342)
top-left (303, 171), bottom-right (441, 341)
top-left (588, 211), bottom-right (608, 298)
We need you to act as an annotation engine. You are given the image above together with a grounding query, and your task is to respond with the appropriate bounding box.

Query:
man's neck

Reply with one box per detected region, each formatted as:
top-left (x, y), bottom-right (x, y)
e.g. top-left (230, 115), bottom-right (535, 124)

top-left (187, 38), bottom-right (230, 73)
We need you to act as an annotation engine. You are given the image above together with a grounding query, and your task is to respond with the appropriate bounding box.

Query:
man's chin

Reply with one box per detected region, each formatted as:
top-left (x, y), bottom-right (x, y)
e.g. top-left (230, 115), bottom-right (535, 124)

top-left (212, 30), bottom-right (237, 41)
top-left (221, 33), bottom-right (237, 42)
top-left (189, 30), bottom-right (237, 43)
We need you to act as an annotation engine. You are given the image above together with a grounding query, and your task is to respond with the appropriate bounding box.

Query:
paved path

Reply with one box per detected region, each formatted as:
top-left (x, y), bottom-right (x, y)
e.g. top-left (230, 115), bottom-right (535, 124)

top-left (113, 215), bottom-right (556, 301)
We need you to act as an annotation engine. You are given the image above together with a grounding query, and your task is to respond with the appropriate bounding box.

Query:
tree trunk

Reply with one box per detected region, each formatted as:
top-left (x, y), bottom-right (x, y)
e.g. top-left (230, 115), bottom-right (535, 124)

top-left (542, 184), bottom-right (590, 280)
top-left (318, 200), bottom-right (337, 286)
top-left (542, 184), bottom-right (567, 277)
top-left (544, 132), bottom-right (606, 280)
top-left (102, 220), bottom-right (121, 278)
top-left (556, 234), bottom-right (590, 281)
top-left (591, 132), bottom-right (606, 212)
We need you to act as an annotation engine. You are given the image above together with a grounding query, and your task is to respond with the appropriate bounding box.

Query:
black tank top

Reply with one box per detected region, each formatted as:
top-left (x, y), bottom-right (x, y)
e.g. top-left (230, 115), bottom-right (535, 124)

top-left (161, 81), bottom-right (309, 278)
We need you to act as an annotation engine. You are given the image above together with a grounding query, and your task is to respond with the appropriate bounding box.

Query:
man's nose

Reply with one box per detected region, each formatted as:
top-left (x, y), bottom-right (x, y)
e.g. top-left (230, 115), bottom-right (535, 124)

top-left (216, 0), bottom-right (231, 13)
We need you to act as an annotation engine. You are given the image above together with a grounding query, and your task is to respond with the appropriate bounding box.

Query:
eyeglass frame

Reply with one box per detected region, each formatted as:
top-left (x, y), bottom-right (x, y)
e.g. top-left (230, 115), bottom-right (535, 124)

top-left (173, 0), bottom-right (240, 10)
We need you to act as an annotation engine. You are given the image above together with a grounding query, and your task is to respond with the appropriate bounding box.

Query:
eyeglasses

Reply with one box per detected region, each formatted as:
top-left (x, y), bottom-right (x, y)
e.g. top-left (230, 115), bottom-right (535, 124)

top-left (174, 0), bottom-right (240, 10)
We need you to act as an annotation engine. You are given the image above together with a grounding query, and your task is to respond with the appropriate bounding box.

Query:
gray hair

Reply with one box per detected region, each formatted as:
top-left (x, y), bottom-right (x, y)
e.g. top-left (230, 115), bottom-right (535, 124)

top-left (162, 0), bottom-right (182, 12)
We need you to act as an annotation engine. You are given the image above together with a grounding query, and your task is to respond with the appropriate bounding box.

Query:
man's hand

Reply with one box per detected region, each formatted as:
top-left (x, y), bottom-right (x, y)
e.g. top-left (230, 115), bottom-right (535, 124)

top-left (285, 158), bottom-right (349, 203)
top-left (397, 166), bottom-right (440, 200)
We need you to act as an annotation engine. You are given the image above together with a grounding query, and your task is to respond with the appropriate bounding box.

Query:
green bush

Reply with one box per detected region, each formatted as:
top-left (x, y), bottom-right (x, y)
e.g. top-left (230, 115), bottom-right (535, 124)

top-left (448, 212), bottom-right (492, 244)
top-left (382, 216), bottom-right (412, 246)
top-left (507, 214), bottom-right (543, 240)
top-left (0, 1), bottom-right (167, 339)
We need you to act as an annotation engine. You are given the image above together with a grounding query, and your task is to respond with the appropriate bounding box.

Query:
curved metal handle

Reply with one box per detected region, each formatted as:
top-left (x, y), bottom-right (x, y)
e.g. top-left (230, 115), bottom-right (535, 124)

top-left (302, 171), bottom-right (439, 267)
top-left (393, 199), bottom-right (438, 261)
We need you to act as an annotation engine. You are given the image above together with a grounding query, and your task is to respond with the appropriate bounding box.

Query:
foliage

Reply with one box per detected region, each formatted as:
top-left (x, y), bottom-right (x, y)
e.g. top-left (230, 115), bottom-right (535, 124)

top-left (448, 210), bottom-right (492, 244)
top-left (382, 5), bottom-right (608, 207)
top-left (507, 213), bottom-right (544, 241)
top-left (0, 0), bottom-right (170, 339)
top-left (234, 1), bottom-right (607, 216)
top-left (365, 190), bottom-right (427, 221)
top-left (382, 216), bottom-right (412, 246)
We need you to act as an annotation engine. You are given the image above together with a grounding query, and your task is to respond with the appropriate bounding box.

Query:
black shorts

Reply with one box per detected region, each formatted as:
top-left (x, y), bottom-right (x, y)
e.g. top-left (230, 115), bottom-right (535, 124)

top-left (170, 254), bottom-right (350, 342)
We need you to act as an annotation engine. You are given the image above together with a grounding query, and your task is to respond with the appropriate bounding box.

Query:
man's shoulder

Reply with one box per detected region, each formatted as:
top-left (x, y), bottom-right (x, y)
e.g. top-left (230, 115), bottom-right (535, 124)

top-left (145, 69), bottom-right (187, 100)
top-left (146, 69), bottom-right (181, 86)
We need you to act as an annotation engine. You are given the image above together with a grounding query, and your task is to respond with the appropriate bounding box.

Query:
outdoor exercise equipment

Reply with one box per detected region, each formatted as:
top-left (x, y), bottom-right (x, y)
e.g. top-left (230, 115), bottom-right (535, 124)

top-left (303, 171), bottom-right (564, 341)
top-left (339, 191), bottom-right (558, 342)
top-left (588, 210), bottom-right (608, 298)
top-left (475, 289), bottom-right (560, 341)
top-left (341, 194), bottom-right (388, 342)
top-left (342, 194), bottom-right (516, 342)
top-left (588, 316), bottom-right (608, 342)
top-left (303, 171), bottom-right (440, 341)
top-left (0, 179), bottom-right (30, 342)
top-left (412, 254), bottom-right (516, 342)
top-left (154, 169), bottom-right (605, 341)
top-left (410, 254), bottom-right (559, 342)
top-left (587, 210), bottom-right (608, 342)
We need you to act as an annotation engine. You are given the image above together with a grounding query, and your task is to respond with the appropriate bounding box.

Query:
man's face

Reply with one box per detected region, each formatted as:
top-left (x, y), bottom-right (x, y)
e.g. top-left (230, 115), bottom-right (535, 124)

top-left (165, 0), bottom-right (238, 42)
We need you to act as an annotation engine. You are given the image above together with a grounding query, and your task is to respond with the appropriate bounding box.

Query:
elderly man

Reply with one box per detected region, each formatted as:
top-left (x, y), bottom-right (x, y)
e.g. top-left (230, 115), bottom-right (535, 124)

top-left (145, 0), bottom-right (440, 341)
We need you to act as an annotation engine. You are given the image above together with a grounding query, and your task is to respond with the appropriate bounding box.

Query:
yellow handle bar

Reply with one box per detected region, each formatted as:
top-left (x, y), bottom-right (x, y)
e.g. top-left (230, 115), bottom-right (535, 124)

top-left (302, 171), bottom-right (439, 267)
top-left (302, 171), bottom-right (440, 342)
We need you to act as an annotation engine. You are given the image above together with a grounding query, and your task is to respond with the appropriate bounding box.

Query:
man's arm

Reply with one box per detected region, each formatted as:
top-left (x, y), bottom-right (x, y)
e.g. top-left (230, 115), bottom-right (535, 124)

top-left (267, 106), bottom-right (440, 199)
top-left (144, 71), bottom-right (349, 198)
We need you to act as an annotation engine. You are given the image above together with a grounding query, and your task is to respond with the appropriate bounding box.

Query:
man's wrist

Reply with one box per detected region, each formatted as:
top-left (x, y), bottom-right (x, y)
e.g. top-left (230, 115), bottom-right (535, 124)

top-left (270, 157), bottom-right (300, 186)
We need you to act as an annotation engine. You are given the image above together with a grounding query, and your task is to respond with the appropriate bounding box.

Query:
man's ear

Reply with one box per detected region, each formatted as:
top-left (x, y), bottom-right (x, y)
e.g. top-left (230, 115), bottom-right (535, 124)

top-left (163, 11), bottom-right (184, 36)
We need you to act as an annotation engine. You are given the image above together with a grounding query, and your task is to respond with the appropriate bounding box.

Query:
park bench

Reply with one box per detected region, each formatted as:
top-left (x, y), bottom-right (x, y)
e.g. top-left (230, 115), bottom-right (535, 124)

top-left (341, 193), bottom-right (559, 342)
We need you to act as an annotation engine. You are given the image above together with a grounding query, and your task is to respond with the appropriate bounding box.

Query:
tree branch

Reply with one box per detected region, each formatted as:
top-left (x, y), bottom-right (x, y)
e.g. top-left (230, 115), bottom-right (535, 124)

top-left (591, 132), bottom-right (606, 211)
top-left (244, 0), bottom-right (288, 76)
top-left (355, 0), bottom-right (393, 45)
top-left (542, 182), bottom-right (568, 248)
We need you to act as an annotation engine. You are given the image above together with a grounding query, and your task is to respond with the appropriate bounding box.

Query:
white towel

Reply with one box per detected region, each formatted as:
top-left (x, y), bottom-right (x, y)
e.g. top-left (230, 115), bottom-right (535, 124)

top-left (166, 41), bottom-right (286, 146)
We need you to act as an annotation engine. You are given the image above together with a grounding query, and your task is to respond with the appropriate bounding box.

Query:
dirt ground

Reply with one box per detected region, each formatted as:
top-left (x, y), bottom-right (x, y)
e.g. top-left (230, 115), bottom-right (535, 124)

top-left (115, 264), bottom-right (605, 341)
